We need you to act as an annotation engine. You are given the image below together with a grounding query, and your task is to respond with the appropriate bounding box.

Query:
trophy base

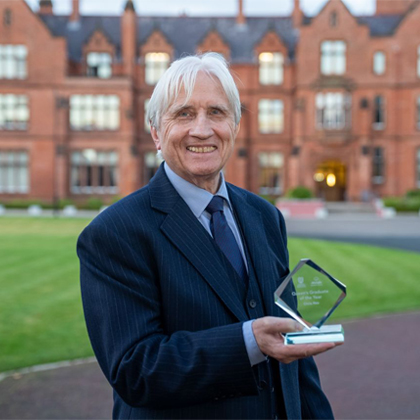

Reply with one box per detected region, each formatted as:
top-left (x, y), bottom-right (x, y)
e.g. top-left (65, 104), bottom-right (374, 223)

top-left (284, 324), bottom-right (344, 345)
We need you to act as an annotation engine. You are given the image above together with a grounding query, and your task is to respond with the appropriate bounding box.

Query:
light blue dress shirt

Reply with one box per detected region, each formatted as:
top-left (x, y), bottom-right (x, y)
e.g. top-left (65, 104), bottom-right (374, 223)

top-left (164, 162), bottom-right (266, 366)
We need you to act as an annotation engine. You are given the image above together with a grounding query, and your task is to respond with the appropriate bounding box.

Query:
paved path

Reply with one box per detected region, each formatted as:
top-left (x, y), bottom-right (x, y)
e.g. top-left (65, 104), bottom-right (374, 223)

top-left (1, 312), bottom-right (419, 419)
top-left (286, 215), bottom-right (420, 253)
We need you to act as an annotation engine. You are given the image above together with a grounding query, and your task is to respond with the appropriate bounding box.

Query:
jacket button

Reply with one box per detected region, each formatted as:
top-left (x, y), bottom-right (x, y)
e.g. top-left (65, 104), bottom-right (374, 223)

top-left (249, 299), bottom-right (257, 308)
top-left (258, 380), bottom-right (268, 390)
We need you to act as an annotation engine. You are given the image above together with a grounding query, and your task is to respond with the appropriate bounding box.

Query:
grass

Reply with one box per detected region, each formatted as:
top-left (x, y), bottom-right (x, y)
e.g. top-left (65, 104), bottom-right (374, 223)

top-left (0, 217), bottom-right (419, 372)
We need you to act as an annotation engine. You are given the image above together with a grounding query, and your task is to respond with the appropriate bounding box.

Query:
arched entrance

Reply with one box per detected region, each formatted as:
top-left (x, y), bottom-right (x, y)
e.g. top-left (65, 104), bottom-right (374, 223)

top-left (314, 160), bottom-right (346, 201)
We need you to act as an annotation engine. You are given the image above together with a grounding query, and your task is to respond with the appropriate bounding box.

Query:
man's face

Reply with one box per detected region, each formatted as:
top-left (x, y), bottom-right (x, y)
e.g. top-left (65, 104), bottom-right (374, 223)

top-left (151, 72), bottom-right (239, 193)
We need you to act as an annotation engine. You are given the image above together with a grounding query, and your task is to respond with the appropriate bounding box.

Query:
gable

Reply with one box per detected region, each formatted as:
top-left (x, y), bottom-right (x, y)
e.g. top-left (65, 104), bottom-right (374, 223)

top-left (197, 30), bottom-right (230, 60)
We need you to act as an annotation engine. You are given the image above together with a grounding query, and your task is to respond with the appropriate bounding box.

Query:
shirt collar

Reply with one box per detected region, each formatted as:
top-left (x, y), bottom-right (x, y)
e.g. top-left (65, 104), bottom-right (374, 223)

top-left (164, 162), bottom-right (232, 217)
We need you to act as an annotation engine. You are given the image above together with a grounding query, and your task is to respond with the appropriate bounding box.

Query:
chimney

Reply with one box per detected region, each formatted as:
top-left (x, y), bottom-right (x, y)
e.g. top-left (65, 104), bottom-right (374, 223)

top-left (70, 0), bottom-right (80, 22)
top-left (39, 0), bottom-right (53, 15)
top-left (121, 0), bottom-right (137, 77)
top-left (292, 0), bottom-right (303, 27)
top-left (237, 0), bottom-right (246, 25)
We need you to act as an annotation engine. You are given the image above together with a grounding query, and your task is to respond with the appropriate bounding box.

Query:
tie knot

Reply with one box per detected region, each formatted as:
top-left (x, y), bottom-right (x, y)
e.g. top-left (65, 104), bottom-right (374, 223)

top-left (206, 196), bottom-right (225, 215)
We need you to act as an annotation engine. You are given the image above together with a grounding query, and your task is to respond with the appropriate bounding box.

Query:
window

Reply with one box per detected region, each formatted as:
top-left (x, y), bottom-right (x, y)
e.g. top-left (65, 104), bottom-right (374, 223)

top-left (86, 52), bottom-right (112, 78)
top-left (373, 51), bottom-right (386, 75)
top-left (145, 52), bottom-right (170, 85)
top-left (417, 149), bottom-right (420, 188)
top-left (70, 150), bottom-right (118, 194)
top-left (258, 99), bottom-right (284, 133)
top-left (330, 11), bottom-right (338, 27)
top-left (373, 95), bottom-right (385, 129)
top-left (258, 152), bottom-right (284, 196)
top-left (372, 147), bottom-right (384, 184)
top-left (70, 95), bottom-right (120, 130)
top-left (144, 99), bottom-right (150, 133)
top-left (0, 45), bottom-right (27, 79)
top-left (316, 92), bottom-right (351, 130)
top-left (0, 151), bottom-right (29, 193)
top-left (0, 94), bottom-right (29, 130)
top-left (144, 151), bottom-right (163, 183)
top-left (259, 52), bottom-right (284, 85)
top-left (321, 41), bottom-right (346, 75)
top-left (4, 9), bottom-right (12, 27)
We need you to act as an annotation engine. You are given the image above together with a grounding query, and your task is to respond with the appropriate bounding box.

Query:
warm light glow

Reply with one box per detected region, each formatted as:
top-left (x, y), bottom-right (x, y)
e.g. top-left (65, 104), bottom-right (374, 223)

top-left (326, 173), bottom-right (336, 187)
top-left (314, 172), bottom-right (325, 182)
top-left (259, 52), bottom-right (274, 62)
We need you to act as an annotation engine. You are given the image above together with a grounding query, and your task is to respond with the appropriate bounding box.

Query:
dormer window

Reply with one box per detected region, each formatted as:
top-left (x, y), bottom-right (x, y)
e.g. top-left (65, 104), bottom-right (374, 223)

top-left (0, 45), bottom-right (27, 79)
top-left (373, 51), bottom-right (386, 75)
top-left (86, 52), bottom-right (112, 79)
top-left (259, 52), bottom-right (284, 85)
top-left (145, 52), bottom-right (170, 85)
top-left (321, 41), bottom-right (346, 75)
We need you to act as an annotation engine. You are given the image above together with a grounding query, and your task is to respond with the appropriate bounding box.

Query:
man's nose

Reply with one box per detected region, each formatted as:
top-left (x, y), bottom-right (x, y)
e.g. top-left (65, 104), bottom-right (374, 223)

top-left (189, 113), bottom-right (213, 139)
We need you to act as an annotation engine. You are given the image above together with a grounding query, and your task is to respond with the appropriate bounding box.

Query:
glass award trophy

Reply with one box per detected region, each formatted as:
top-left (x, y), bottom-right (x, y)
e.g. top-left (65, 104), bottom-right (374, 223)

top-left (274, 258), bottom-right (346, 345)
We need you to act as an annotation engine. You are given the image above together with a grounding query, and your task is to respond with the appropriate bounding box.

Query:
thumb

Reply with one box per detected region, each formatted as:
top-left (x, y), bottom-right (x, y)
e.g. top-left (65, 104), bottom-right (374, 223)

top-left (254, 316), bottom-right (304, 335)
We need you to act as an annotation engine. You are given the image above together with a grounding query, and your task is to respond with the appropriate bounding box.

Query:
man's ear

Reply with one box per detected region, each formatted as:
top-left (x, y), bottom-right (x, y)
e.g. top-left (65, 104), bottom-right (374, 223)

top-left (151, 125), bottom-right (161, 150)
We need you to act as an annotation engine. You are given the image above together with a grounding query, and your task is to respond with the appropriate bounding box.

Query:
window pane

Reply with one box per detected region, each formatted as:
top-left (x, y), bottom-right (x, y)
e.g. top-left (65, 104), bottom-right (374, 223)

top-left (258, 99), bottom-right (284, 133)
top-left (321, 41), bottom-right (346, 75)
top-left (71, 150), bottom-right (119, 194)
top-left (0, 150), bottom-right (29, 193)
top-left (258, 152), bottom-right (284, 195)
top-left (259, 52), bottom-right (284, 85)
top-left (0, 45), bottom-right (27, 79)
top-left (145, 52), bottom-right (170, 85)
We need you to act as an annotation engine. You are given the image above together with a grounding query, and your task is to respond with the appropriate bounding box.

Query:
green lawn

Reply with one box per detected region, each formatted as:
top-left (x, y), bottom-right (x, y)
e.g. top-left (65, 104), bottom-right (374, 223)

top-left (0, 217), bottom-right (419, 372)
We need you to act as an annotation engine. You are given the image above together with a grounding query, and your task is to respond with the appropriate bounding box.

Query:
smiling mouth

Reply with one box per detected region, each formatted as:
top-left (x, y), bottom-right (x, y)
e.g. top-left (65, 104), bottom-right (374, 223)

top-left (187, 146), bottom-right (217, 153)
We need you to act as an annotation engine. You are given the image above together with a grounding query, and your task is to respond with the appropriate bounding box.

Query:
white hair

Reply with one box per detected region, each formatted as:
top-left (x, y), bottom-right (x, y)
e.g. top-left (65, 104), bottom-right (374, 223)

top-left (147, 53), bottom-right (241, 130)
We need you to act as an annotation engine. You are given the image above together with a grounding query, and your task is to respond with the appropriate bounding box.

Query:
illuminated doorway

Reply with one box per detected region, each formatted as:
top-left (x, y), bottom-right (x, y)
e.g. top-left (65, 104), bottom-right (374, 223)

top-left (314, 160), bottom-right (346, 201)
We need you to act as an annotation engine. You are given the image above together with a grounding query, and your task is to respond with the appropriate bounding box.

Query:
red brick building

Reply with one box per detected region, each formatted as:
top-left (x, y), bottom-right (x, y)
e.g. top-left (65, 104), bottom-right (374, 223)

top-left (1, 0), bottom-right (420, 204)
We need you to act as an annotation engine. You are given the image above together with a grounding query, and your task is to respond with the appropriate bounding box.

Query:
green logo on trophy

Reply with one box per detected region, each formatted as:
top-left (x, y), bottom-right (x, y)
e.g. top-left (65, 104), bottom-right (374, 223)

top-left (274, 258), bottom-right (347, 345)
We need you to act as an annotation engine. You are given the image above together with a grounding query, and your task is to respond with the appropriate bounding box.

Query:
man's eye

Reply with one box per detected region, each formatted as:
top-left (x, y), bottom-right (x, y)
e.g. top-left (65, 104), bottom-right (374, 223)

top-left (178, 110), bottom-right (191, 118)
top-left (211, 108), bottom-right (223, 115)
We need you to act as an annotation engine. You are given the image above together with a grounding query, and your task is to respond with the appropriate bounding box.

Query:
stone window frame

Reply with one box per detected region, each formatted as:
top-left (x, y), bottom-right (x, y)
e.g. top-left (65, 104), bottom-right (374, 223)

top-left (372, 146), bottom-right (385, 185)
top-left (70, 149), bottom-right (119, 195)
top-left (315, 92), bottom-right (351, 130)
top-left (0, 94), bottom-right (29, 131)
top-left (373, 51), bottom-right (386, 76)
top-left (258, 52), bottom-right (284, 85)
top-left (258, 99), bottom-right (284, 134)
top-left (372, 95), bottom-right (386, 130)
top-left (320, 40), bottom-right (346, 76)
top-left (257, 151), bottom-right (284, 196)
top-left (86, 52), bottom-right (112, 79)
top-left (0, 44), bottom-right (27, 79)
top-left (145, 52), bottom-right (170, 85)
top-left (0, 150), bottom-right (29, 194)
top-left (69, 94), bottom-right (120, 131)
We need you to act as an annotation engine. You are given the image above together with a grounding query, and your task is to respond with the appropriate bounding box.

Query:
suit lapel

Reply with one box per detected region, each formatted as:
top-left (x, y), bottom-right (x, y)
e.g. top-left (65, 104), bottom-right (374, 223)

top-left (227, 185), bottom-right (280, 316)
top-left (149, 166), bottom-right (248, 322)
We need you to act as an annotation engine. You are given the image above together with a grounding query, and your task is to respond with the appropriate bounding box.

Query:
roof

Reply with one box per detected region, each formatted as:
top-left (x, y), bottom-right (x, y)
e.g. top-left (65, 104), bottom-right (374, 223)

top-left (38, 13), bottom-right (406, 63)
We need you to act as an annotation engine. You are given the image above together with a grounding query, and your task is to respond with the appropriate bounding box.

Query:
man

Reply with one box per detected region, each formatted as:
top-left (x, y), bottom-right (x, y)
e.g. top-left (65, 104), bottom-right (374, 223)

top-left (78, 53), bottom-right (338, 419)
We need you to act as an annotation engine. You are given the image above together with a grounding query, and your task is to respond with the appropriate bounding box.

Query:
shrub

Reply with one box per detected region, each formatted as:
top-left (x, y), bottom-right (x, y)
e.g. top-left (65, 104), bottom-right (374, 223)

top-left (406, 189), bottom-right (420, 199)
top-left (81, 197), bottom-right (104, 210)
top-left (383, 196), bottom-right (420, 212)
top-left (286, 186), bottom-right (313, 199)
top-left (5, 200), bottom-right (43, 209)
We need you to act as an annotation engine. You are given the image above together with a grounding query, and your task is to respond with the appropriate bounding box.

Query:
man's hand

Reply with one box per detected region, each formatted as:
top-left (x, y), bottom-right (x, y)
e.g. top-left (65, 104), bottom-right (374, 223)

top-left (252, 316), bottom-right (339, 364)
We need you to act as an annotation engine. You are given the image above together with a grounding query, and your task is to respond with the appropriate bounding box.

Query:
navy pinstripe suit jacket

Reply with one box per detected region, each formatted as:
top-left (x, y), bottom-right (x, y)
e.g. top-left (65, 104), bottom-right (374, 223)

top-left (78, 165), bottom-right (333, 419)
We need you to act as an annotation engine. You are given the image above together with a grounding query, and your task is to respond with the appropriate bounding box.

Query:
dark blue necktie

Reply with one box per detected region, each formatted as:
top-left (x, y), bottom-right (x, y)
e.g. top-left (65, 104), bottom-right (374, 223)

top-left (206, 196), bottom-right (248, 282)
